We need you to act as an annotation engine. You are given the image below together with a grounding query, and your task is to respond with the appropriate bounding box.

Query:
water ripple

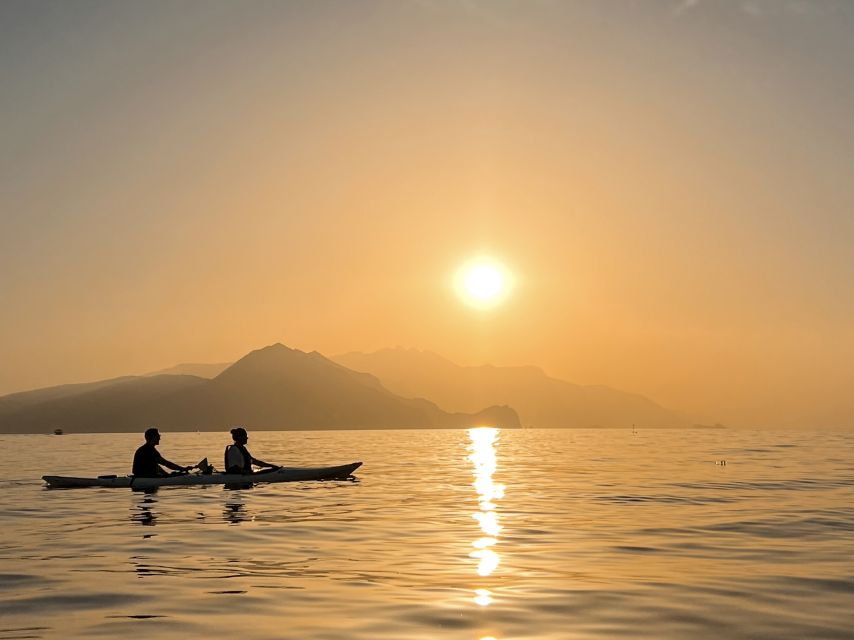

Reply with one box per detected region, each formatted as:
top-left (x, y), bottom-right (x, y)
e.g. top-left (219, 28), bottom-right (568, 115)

top-left (1, 428), bottom-right (853, 639)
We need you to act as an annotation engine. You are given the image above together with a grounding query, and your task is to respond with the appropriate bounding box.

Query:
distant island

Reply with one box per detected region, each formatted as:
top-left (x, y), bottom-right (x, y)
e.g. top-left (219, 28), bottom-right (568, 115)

top-left (0, 344), bottom-right (518, 434)
top-left (0, 343), bottom-right (691, 434)
top-left (143, 348), bottom-right (687, 428)
top-left (333, 348), bottom-right (687, 428)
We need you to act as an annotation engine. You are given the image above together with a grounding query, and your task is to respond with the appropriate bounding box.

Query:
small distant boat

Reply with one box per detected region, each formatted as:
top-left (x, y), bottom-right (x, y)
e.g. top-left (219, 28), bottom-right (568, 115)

top-left (43, 462), bottom-right (362, 489)
top-left (53, 428), bottom-right (63, 435)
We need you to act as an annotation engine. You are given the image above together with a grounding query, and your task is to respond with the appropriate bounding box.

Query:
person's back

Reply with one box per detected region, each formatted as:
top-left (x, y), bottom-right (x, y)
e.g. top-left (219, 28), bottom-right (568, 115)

top-left (224, 442), bottom-right (252, 474)
top-left (133, 441), bottom-right (162, 477)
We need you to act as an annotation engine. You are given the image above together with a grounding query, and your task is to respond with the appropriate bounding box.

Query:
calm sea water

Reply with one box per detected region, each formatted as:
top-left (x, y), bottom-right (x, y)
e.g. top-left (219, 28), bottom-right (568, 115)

top-left (1, 428), bottom-right (853, 640)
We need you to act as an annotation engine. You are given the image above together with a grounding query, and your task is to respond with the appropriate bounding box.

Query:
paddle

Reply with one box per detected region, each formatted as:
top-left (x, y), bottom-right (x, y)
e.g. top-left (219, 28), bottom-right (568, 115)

top-left (173, 458), bottom-right (210, 476)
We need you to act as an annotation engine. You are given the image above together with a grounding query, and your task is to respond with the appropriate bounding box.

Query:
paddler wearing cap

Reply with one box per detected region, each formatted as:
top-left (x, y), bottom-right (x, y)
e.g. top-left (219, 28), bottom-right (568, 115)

top-left (224, 427), bottom-right (279, 474)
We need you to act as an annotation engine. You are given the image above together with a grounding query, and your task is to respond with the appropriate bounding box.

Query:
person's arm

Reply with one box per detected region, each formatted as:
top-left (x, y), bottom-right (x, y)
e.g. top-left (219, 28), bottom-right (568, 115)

top-left (157, 452), bottom-right (191, 472)
top-left (250, 455), bottom-right (278, 469)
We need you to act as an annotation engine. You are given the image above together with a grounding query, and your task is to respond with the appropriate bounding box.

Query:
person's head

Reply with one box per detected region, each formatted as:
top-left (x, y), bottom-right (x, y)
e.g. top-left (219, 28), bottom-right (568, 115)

top-left (144, 427), bottom-right (160, 444)
top-left (230, 427), bottom-right (248, 444)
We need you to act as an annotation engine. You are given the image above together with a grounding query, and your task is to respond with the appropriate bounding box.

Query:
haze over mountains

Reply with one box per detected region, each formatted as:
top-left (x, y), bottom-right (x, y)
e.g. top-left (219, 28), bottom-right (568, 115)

top-left (0, 345), bottom-right (518, 434)
top-left (139, 350), bottom-right (685, 428)
top-left (0, 344), bottom-right (688, 434)
top-left (146, 362), bottom-right (233, 378)
top-left (334, 348), bottom-right (686, 428)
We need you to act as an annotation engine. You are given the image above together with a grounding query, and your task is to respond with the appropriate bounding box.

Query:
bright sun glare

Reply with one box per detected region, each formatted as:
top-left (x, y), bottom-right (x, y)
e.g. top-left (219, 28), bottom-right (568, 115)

top-left (455, 258), bottom-right (513, 309)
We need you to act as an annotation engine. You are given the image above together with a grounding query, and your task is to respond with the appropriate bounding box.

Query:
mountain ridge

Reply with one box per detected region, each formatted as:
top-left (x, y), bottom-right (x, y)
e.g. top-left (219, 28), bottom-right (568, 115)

top-left (0, 344), bottom-right (519, 434)
top-left (0, 344), bottom-right (689, 432)
top-left (333, 347), bottom-right (687, 428)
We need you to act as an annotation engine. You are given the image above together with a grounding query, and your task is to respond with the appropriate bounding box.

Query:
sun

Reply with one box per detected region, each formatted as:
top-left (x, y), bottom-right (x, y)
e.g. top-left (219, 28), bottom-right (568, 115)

top-left (454, 258), bottom-right (513, 308)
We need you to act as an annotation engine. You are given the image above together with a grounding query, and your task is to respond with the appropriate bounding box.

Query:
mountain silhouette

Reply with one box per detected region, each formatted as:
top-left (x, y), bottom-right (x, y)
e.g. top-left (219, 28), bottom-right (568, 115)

top-left (334, 348), bottom-right (686, 428)
top-left (145, 362), bottom-right (231, 378)
top-left (0, 375), bottom-right (207, 433)
top-left (0, 376), bottom-right (138, 415)
top-left (0, 344), bottom-right (519, 433)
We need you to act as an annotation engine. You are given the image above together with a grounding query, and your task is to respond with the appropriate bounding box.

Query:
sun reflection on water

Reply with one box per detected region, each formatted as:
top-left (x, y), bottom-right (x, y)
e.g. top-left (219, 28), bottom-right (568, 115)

top-left (468, 426), bottom-right (504, 611)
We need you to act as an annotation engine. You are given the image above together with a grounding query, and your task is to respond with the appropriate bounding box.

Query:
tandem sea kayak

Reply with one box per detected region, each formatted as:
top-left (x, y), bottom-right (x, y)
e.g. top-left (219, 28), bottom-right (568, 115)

top-left (43, 462), bottom-right (362, 489)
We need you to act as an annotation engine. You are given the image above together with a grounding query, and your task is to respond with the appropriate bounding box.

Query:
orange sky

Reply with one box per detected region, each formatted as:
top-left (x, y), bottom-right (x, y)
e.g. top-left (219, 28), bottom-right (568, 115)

top-left (2, 1), bottom-right (853, 427)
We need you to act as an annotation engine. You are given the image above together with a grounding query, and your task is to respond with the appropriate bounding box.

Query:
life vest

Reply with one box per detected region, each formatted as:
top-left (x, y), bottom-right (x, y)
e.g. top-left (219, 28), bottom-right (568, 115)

top-left (225, 444), bottom-right (252, 473)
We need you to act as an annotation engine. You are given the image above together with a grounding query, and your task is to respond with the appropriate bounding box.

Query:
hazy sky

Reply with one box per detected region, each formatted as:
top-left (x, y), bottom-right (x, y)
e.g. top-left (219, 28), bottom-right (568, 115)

top-left (2, 0), bottom-right (853, 427)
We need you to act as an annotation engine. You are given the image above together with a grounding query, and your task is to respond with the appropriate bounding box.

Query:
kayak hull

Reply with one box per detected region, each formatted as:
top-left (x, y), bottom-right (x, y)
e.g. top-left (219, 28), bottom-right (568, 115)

top-left (42, 462), bottom-right (362, 489)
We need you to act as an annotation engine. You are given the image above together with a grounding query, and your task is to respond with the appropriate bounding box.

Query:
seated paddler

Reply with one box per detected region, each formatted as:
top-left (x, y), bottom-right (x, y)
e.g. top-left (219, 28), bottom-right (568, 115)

top-left (225, 427), bottom-right (278, 474)
top-left (132, 427), bottom-right (193, 477)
